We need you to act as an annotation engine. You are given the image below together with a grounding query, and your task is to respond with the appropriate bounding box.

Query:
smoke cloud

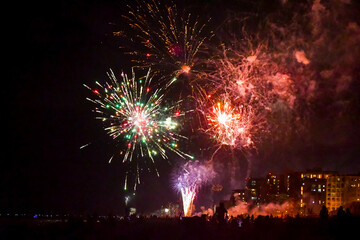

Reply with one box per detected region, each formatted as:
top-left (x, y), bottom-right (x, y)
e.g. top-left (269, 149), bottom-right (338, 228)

top-left (227, 201), bottom-right (295, 218)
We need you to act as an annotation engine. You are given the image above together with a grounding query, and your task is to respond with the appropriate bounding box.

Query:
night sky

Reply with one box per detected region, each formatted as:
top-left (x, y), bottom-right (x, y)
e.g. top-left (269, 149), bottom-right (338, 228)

top-left (3, 0), bottom-right (360, 215)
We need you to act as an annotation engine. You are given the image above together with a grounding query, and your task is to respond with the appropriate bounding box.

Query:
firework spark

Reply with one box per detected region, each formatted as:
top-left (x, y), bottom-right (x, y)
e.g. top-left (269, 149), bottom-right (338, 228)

top-left (173, 160), bottom-right (215, 216)
top-left (205, 100), bottom-right (253, 148)
top-left (121, 0), bottom-right (212, 85)
top-left (84, 68), bottom-right (191, 191)
top-left (200, 32), bottom-right (296, 149)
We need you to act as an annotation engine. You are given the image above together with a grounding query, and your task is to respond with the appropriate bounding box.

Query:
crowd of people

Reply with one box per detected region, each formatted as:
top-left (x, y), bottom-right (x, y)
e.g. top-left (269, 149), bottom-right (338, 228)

top-left (1, 204), bottom-right (359, 239)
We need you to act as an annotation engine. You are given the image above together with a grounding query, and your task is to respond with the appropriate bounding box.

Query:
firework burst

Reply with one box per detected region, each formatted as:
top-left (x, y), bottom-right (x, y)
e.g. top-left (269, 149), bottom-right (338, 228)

top-left (205, 100), bottom-right (254, 148)
top-left (121, 0), bottom-right (212, 86)
top-left (200, 32), bottom-right (297, 149)
top-left (173, 160), bottom-right (215, 217)
top-left (84, 68), bottom-right (191, 191)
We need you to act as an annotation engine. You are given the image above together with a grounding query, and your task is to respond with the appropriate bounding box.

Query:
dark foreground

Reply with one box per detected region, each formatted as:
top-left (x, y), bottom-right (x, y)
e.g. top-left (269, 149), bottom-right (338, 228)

top-left (1, 215), bottom-right (359, 240)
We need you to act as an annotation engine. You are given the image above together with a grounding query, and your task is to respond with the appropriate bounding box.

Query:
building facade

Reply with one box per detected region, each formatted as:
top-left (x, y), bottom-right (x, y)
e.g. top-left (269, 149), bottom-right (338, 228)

top-left (299, 169), bottom-right (336, 215)
top-left (264, 173), bottom-right (288, 203)
top-left (285, 171), bottom-right (302, 201)
top-left (231, 189), bottom-right (246, 205)
top-left (226, 169), bottom-right (359, 216)
top-left (326, 175), bottom-right (360, 214)
top-left (246, 177), bottom-right (265, 204)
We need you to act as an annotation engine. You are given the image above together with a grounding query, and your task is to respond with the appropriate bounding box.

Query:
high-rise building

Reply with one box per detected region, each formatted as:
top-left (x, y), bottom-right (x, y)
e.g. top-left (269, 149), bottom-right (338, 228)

top-left (227, 169), bottom-right (359, 216)
top-left (263, 173), bottom-right (287, 203)
top-left (246, 177), bottom-right (265, 204)
top-left (285, 171), bottom-right (302, 201)
top-left (299, 169), bottom-right (337, 215)
top-left (326, 175), bottom-right (360, 214)
top-left (231, 189), bottom-right (246, 205)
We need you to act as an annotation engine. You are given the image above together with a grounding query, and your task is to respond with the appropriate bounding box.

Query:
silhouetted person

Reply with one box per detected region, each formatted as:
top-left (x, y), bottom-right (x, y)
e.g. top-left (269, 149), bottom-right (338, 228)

top-left (216, 202), bottom-right (227, 224)
top-left (320, 205), bottom-right (329, 220)
top-left (345, 208), bottom-right (352, 218)
top-left (337, 206), bottom-right (345, 218)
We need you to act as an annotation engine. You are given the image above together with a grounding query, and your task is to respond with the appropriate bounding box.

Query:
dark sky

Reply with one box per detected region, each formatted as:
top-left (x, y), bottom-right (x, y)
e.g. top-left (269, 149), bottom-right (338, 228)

top-left (4, 0), bottom-right (132, 215)
top-left (3, 0), bottom-right (360, 215)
